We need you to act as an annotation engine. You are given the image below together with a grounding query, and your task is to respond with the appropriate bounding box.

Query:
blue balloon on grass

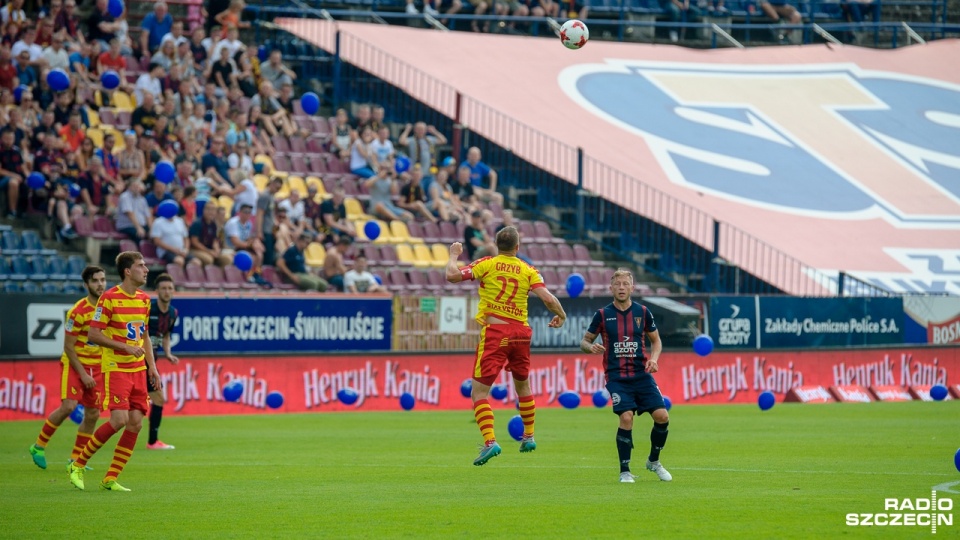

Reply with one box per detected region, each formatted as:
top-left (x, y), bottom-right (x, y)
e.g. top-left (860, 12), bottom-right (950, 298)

top-left (157, 200), bottom-right (178, 219)
top-left (223, 381), bottom-right (243, 402)
top-left (364, 221), bottom-right (381, 241)
top-left (394, 156), bottom-right (411, 174)
top-left (70, 404), bottom-right (85, 424)
top-left (592, 390), bottom-right (608, 408)
top-left (508, 415), bottom-right (524, 442)
top-left (155, 160), bottom-right (175, 184)
top-left (663, 396), bottom-right (672, 411)
top-left (101, 70), bottom-right (120, 90)
top-left (565, 273), bottom-right (585, 298)
top-left (107, 0), bottom-right (124, 18)
top-left (460, 378), bottom-right (472, 398)
top-left (233, 251), bottom-right (254, 272)
top-left (68, 183), bottom-right (82, 198)
top-left (338, 387), bottom-right (358, 405)
top-left (47, 68), bottom-right (70, 92)
top-left (693, 334), bottom-right (714, 357)
top-left (558, 391), bottom-right (580, 409)
top-left (758, 391), bottom-right (776, 411)
top-left (490, 384), bottom-right (508, 400)
top-left (13, 84), bottom-right (28, 103)
top-left (27, 171), bottom-right (46, 190)
top-left (266, 391), bottom-right (284, 409)
top-left (400, 392), bottom-right (415, 411)
top-left (955, 448), bottom-right (960, 473)
top-left (300, 92), bottom-right (320, 115)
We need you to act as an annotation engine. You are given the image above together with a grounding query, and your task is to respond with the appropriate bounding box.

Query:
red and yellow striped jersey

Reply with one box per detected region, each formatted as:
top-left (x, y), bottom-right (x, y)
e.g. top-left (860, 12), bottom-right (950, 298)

top-left (91, 285), bottom-right (151, 373)
top-left (61, 297), bottom-right (102, 366)
top-left (461, 255), bottom-right (545, 326)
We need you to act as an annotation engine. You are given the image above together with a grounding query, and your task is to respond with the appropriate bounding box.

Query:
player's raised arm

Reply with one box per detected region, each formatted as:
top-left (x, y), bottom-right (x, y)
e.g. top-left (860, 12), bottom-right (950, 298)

top-left (445, 242), bottom-right (468, 283)
top-left (531, 286), bottom-right (566, 328)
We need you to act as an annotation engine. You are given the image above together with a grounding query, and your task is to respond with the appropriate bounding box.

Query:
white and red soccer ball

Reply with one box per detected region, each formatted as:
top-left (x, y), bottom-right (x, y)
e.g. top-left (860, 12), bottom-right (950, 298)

top-left (559, 19), bottom-right (589, 50)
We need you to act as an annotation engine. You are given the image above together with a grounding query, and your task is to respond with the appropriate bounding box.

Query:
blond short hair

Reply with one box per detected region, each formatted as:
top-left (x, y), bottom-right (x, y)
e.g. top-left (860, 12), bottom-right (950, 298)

top-left (610, 268), bottom-right (635, 285)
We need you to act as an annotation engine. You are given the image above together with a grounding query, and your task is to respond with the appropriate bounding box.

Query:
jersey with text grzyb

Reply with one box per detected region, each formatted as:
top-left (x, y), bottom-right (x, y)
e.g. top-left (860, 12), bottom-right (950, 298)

top-left (91, 286), bottom-right (151, 373)
top-left (588, 303), bottom-right (657, 383)
top-left (462, 255), bottom-right (545, 325)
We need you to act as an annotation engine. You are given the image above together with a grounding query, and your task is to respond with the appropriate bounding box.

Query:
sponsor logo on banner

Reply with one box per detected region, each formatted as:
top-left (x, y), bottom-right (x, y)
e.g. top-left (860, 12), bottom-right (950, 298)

top-left (717, 302), bottom-right (753, 347)
top-left (681, 356), bottom-right (803, 401)
top-left (27, 304), bottom-right (72, 356)
top-left (908, 385), bottom-right (953, 402)
top-left (869, 386), bottom-right (914, 401)
top-left (785, 386), bottom-right (835, 403)
top-left (829, 385), bottom-right (874, 403)
top-left (903, 295), bottom-right (960, 344)
top-left (0, 373), bottom-right (48, 415)
top-left (846, 491), bottom-right (954, 533)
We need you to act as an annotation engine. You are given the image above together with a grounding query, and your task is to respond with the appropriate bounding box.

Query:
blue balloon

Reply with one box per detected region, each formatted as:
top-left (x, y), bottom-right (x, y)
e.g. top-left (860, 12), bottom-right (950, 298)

top-left (27, 171), bottom-right (46, 190)
top-left (107, 0), bottom-right (124, 18)
top-left (930, 384), bottom-right (948, 401)
top-left (300, 92), bottom-right (320, 116)
top-left (592, 390), bottom-right (608, 408)
top-left (558, 391), bottom-right (580, 409)
top-left (68, 183), bottom-right (81, 198)
top-left (266, 391), bottom-right (284, 409)
top-left (955, 448), bottom-right (960, 473)
top-left (47, 68), bottom-right (71, 92)
top-left (460, 378), bottom-right (472, 398)
top-left (374, 274), bottom-right (383, 286)
top-left (157, 200), bottom-right (178, 219)
top-left (490, 384), bottom-right (508, 400)
top-left (364, 221), bottom-right (381, 241)
top-left (565, 273), bottom-right (585, 298)
top-left (399, 392), bottom-right (415, 411)
top-left (508, 415), bottom-right (524, 442)
top-left (223, 381), bottom-right (243, 402)
top-left (663, 396), bottom-right (672, 411)
top-left (155, 160), bottom-right (175, 184)
top-left (338, 387), bottom-right (358, 405)
top-left (693, 334), bottom-right (714, 357)
top-left (69, 404), bottom-right (85, 424)
top-left (394, 156), bottom-right (411, 174)
top-left (13, 84), bottom-right (28, 103)
top-left (257, 45), bottom-right (269, 62)
top-left (101, 70), bottom-right (120, 90)
top-left (758, 390), bottom-right (776, 411)
top-left (233, 251), bottom-right (254, 272)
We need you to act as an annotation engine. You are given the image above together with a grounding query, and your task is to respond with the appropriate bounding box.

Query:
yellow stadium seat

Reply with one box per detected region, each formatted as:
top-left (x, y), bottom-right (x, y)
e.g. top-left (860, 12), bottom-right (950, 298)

top-left (396, 244), bottom-right (416, 266)
top-left (103, 128), bottom-right (124, 150)
top-left (372, 220), bottom-right (393, 244)
top-left (85, 128), bottom-right (104, 148)
top-left (86, 109), bottom-right (101, 128)
top-left (112, 92), bottom-right (134, 112)
top-left (305, 242), bottom-right (326, 267)
top-left (344, 198), bottom-right (371, 221)
top-left (390, 220), bottom-right (423, 244)
top-left (305, 176), bottom-right (326, 194)
top-left (254, 154), bottom-right (274, 170)
top-left (253, 174), bottom-right (269, 191)
top-left (412, 244), bottom-right (433, 268)
top-left (430, 243), bottom-right (449, 268)
top-left (288, 176), bottom-right (308, 197)
top-left (219, 196), bottom-right (234, 212)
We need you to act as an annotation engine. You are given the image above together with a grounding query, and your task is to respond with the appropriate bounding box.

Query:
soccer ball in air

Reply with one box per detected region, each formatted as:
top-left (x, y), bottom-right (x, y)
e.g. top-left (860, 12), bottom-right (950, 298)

top-left (559, 19), bottom-right (589, 50)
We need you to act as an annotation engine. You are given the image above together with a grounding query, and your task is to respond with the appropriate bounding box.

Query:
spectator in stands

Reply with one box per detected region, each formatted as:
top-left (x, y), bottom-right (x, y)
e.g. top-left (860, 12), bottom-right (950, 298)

top-left (353, 104), bottom-right (372, 132)
top-left (131, 91), bottom-right (159, 137)
top-left (233, 49), bottom-right (257, 98)
top-left (206, 43), bottom-right (236, 91)
top-left (277, 231), bottom-right (328, 292)
top-left (58, 111), bottom-right (85, 153)
top-left (179, 185), bottom-right (198, 225)
top-left (368, 106), bottom-right (386, 133)
top-left (70, 41), bottom-right (101, 87)
top-left (14, 49), bottom-right (37, 89)
top-left (369, 126), bottom-right (395, 172)
top-left (228, 140), bottom-right (253, 178)
top-left (350, 126), bottom-right (377, 178)
top-left (162, 21), bottom-right (188, 47)
top-left (189, 201), bottom-right (231, 266)
top-left (303, 184), bottom-right (322, 233)
top-left (215, 0), bottom-right (250, 36)
top-left (211, 26), bottom-right (244, 63)
top-left (75, 137), bottom-right (97, 171)
top-left (659, 0), bottom-right (701, 42)
top-left (319, 186), bottom-right (356, 243)
top-left (118, 131), bottom-right (146, 182)
top-left (42, 34), bottom-right (69, 71)
top-left (278, 188), bottom-right (305, 227)
top-left (140, 1), bottom-right (173, 56)
top-left (116, 179), bottom-right (152, 241)
top-left (50, 176), bottom-right (81, 240)
top-left (151, 206), bottom-right (198, 268)
top-left (51, 90), bottom-right (75, 130)
top-left (13, 26), bottom-right (43, 67)
top-left (256, 176), bottom-right (283, 265)
top-left (54, 0), bottom-right (82, 42)
top-left (146, 180), bottom-right (175, 215)
top-left (135, 62), bottom-right (165, 105)
top-left (0, 128), bottom-right (24, 218)
top-left (151, 38), bottom-right (178, 72)
top-left (0, 49), bottom-right (16, 91)
top-left (97, 38), bottom-right (134, 93)
top-left (841, 0), bottom-right (878, 42)
top-left (78, 155), bottom-right (118, 216)
top-left (223, 203), bottom-right (268, 284)
top-left (322, 236), bottom-right (352, 291)
top-left (206, 0), bottom-right (232, 34)
top-left (227, 174), bottom-right (258, 216)
top-left (189, 27), bottom-right (208, 69)
top-left (273, 205), bottom-right (303, 257)
top-left (87, 0), bottom-right (119, 49)
top-left (427, 162), bottom-right (465, 223)
top-left (464, 146), bottom-right (504, 206)
top-left (757, 0), bottom-right (801, 41)
top-left (463, 209), bottom-right (495, 261)
top-left (2, 0), bottom-right (26, 25)
top-left (250, 80), bottom-right (300, 138)
top-left (495, 208), bottom-right (516, 234)
top-left (455, 164), bottom-right (480, 211)
top-left (259, 49), bottom-right (296, 88)
top-left (331, 108), bottom-right (353, 160)
top-left (399, 167), bottom-right (438, 223)
top-left (201, 135), bottom-right (233, 188)
top-left (344, 254), bottom-right (385, 294)
top-left (94, 132), bottom-right (119, 180)
top-left (399, 122), bottom-right (447, 179)
top-left (36, 17), bottom-right (55, 48)
top-left (365, 167), bottom-right (413, 223)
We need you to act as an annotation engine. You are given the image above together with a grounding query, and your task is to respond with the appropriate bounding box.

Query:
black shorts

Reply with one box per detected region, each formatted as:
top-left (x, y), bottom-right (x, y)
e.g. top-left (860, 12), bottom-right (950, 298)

top-left (606, 378), bottom-right (665, 415)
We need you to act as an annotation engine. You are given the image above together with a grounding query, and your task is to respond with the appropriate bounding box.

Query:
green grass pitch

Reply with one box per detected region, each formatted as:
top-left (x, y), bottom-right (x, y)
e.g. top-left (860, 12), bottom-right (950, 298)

top-left (3, 401), bottom-right (958, 538)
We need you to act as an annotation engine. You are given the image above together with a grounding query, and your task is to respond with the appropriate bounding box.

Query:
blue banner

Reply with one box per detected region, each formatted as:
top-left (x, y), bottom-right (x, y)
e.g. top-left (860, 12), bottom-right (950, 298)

top-left (758, 297), bottom-right (904, 348)
top-left (165, 297), bottom-right (392, 354)
top-left (709, 296), bottom-right (759, 349)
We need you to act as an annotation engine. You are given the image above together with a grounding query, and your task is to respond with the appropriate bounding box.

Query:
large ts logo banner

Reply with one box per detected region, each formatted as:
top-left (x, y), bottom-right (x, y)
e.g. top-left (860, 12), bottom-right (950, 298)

top-left (560, 60), bottom-right (960, 293)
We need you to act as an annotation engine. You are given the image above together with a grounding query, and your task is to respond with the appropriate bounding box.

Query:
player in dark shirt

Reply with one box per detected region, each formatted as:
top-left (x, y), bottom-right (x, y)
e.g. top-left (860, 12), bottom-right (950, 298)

top-left (581, 268), bottom-right (671, 484)
top-left (146, 273), bottom-right (180, 450)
